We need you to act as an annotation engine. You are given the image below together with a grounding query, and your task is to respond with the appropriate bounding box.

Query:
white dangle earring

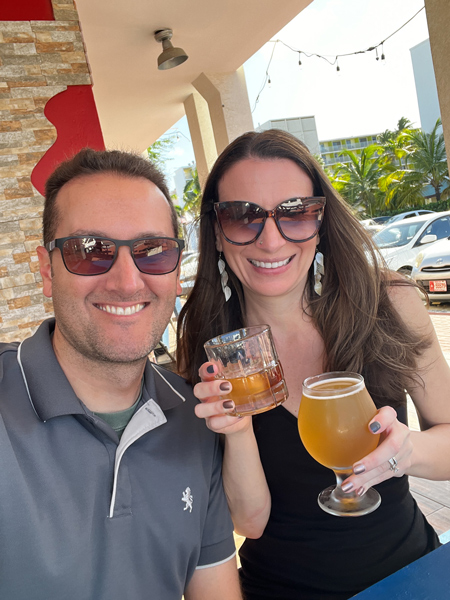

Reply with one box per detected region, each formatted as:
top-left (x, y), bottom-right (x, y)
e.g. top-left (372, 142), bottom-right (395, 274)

top-left (218, 252), bottom-right (232, 302)
top-left (314, 251), bottom-right (324, 296)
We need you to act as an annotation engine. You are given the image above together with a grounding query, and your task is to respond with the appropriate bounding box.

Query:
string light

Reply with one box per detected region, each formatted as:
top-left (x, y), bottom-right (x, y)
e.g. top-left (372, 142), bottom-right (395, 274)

top-left (251, 6), bottom-right (424, 113)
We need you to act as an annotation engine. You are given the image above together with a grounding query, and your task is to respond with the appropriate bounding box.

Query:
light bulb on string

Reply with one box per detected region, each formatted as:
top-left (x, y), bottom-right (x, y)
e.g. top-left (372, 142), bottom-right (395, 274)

top-left (381, 44), bottom-right (386, 65)
top-left (298, 52), bottom-right (303, 69)
top-left (267, 76), bottom-right (272, 88)
top-left (336, 58), bottom-right (341, 75)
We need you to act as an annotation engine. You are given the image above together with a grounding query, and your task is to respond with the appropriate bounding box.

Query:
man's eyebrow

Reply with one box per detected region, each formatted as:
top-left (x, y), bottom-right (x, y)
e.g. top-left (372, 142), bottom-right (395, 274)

top-left (68, 231), bottom-right (173, 239)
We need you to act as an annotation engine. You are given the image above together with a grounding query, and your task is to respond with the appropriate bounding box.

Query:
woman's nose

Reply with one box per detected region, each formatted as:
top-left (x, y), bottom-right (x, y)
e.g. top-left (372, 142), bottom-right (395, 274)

top-left (256, 216), bottom-right (286, 250)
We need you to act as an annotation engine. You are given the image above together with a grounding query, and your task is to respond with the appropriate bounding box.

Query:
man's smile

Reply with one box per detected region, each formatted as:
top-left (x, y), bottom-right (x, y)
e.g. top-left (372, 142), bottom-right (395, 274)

top-left (95, 303), bottom-right (147, 315)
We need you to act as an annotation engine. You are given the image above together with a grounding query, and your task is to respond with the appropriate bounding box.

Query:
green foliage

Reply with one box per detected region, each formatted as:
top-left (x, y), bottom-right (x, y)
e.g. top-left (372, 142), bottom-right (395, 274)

top-left (146, 136), bottom-right (176, 171)
top-left (333, 145), bottom-right (389, 216)
top-left (182, 168), bottom-right (202, 216)
top-left (380, 118), bottom-right (449, 207)
top-left (330, 117), bottom-right (449, 218)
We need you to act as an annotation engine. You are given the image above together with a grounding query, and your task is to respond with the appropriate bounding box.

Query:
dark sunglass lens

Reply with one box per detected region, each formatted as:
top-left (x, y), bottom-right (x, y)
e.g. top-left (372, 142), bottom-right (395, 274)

top-left (277, 200), bottom-right (324, 241)
top-left (63, 238), bottom-right (115, 274)
top-left (217, 202), bottom-right (263, 244)
top-left (133, 239), bottom-right (180, 274)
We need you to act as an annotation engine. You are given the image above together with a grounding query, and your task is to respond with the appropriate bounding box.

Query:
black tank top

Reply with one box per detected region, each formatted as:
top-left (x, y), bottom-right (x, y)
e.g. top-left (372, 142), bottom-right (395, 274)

top-left (239, 405), bottom-right (440, 600)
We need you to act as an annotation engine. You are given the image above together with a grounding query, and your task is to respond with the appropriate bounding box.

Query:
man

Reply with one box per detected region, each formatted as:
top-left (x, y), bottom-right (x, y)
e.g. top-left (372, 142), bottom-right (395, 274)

top-left (0, 149), bottom-right (241, 600)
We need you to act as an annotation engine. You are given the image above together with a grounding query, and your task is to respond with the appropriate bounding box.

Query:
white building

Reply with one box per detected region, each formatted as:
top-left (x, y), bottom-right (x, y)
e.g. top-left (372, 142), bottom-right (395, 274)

top-left (256, 116), bottom-right (320, 154)
top-left (410, 39), bottom-right (441, 133)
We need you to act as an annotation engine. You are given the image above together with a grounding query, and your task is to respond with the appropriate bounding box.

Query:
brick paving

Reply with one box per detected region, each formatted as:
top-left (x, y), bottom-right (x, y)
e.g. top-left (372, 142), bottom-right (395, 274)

top-left (429, 311), bottom-right (450, 359)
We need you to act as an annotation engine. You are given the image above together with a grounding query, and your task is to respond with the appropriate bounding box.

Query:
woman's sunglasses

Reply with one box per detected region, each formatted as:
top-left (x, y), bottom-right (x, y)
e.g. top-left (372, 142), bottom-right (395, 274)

top-left (214, 197), bottom-right (326, 245)
top-left (46, 236), bottom-right (184, 276)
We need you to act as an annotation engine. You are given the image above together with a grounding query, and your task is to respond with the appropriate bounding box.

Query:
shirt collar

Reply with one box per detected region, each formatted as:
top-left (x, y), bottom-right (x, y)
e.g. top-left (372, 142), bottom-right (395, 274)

top-left (18, 318), bottom-right (186, 421)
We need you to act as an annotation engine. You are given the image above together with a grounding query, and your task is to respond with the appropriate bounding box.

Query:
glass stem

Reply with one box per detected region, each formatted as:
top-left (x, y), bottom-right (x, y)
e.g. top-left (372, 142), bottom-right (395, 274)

top-left (333, 469), bottom-right (360, 501)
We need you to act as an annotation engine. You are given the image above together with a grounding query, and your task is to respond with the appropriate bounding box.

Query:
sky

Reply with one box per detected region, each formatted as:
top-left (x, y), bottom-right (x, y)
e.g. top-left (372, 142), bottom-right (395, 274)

top-left (162, 0), bottom-right (430, 185)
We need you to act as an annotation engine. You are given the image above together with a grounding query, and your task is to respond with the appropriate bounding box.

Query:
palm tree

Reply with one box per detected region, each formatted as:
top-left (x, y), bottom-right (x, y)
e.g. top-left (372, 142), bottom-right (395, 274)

top-left (334, 145), bottom-right (388, 216)
top-left (381, 119), bottom-right (449, 205)
top-left (182, 168), bottom-right (202, 216)
top-left (395, 116), bottom-right (413, 136)
top-left (377, 117), bottom-right (413, 169)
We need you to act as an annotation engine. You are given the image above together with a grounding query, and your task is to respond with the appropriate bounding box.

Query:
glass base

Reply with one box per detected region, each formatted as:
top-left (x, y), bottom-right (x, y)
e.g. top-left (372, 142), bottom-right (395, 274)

top-left (318, 484), bottom-right (381, 517)
top-left (231, 396), bottom-right (285, 417)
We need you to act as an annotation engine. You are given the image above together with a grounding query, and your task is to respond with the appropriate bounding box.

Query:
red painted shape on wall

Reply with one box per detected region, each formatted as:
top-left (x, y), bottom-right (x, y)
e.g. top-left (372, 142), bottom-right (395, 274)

top-left (31, 85), bottom-right (106, 195)
top-left (0, 0), bottom-right (54, 20)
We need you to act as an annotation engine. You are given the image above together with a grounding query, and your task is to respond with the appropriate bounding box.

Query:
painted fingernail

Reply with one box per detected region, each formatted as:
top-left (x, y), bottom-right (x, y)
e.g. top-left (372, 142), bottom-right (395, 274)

top-left (353, 464), bottom-right (365, 475)
top-left (370, 421), bottom-right (381, 433)
top-left (341, 482), bottom-right (353, 492)
top-left (206, 365), bottom-right (215, 374)
top-left (219, 382), bottom-right (232, 392)
top-left (356, 487), bottom-right (365, 497)
top-left (223, 400), bottom-right (235, 410)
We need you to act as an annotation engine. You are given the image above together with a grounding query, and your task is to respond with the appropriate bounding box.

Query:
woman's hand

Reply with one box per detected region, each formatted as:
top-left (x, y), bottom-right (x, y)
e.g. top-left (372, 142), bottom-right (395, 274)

top-left (341, 406), bottom-right (413, 496)
top-left (193, 362), bottom-right (252, 435)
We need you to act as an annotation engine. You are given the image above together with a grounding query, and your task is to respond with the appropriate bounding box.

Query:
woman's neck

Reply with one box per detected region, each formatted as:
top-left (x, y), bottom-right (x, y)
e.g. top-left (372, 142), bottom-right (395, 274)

top-left (244, 288), bottom-right (310, 334)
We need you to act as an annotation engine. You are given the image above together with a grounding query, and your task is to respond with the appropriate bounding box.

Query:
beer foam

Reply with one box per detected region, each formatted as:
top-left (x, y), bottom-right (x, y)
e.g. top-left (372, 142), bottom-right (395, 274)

top-left (303, 377), bottom-right (364, 399)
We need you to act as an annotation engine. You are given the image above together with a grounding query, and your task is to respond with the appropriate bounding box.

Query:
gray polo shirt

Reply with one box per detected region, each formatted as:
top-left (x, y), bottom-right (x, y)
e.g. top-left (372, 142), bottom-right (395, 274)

top-left (0, 319), bottom-right (235, 600)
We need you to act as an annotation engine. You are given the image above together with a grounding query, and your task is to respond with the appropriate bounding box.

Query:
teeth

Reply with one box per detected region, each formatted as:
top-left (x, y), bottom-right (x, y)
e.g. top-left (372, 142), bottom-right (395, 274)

top-left (250, 258), bottom-right (290, 269)
top-left (98, 303), bottom-right (145, 315)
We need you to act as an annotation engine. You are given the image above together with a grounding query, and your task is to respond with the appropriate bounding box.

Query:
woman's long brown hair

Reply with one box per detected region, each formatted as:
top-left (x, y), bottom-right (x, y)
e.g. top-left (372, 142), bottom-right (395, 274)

top-left (177, 130), bottom-right (429, 409)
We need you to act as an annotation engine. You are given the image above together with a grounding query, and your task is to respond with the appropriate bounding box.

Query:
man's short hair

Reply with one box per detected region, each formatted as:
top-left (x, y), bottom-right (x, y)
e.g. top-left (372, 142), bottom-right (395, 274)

top-left (43, 148), bottom-right (179, 245)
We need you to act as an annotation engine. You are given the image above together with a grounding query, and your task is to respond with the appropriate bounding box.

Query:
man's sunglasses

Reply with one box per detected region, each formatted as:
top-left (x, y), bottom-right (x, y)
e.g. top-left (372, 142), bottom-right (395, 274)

top-left (46, 236), bottom-right (185, 276)
top-left (214, 197), bottom-right (326, 245)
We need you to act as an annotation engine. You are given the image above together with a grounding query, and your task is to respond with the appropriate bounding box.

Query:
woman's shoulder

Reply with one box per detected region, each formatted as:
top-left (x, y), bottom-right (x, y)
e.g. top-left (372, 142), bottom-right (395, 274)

top-left (385, 273), bottom-right (432, 332)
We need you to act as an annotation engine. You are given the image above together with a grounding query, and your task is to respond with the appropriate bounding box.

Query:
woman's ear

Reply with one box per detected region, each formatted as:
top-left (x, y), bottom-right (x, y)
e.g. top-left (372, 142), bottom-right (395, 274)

top-left (214, 223), bottom-right (223, 252)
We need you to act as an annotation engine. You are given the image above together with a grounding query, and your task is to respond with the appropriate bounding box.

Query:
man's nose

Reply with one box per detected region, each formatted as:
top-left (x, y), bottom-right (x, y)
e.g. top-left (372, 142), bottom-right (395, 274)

top-left (104, 246), bottom-right (146, 294)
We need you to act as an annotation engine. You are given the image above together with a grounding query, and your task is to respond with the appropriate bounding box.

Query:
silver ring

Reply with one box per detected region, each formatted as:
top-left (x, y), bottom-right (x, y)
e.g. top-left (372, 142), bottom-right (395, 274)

top-left (388, 457), bottom-right (399, 473)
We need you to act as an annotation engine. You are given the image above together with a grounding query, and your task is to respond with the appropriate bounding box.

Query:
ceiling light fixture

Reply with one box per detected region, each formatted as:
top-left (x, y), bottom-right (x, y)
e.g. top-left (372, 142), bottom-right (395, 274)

top-left (154, 28), bottom-right (188, 70)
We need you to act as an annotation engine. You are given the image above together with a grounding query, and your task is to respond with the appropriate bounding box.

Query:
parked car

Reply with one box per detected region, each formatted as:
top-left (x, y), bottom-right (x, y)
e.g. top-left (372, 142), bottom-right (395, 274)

top-left (412, 237), bottom-right (450, 304)
top-left (371, 216), bottom-right (391, 226)
top-left (372, 211), bottom-right (450, 275)
top-left (179, 252), bottom-right (199, 296)
top-left (360, 218), bottom-right (384, 236)
top-left (385, 210), bottom-right (435, 225)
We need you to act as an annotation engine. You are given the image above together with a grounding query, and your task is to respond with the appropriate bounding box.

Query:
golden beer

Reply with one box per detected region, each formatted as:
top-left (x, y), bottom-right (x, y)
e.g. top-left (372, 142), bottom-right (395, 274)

top-left (226, 363), bottom-right (287, 416)
top-left (298, 377), bottom-right (380, 470)
top-left (204, 325), bottom-right (288, 417)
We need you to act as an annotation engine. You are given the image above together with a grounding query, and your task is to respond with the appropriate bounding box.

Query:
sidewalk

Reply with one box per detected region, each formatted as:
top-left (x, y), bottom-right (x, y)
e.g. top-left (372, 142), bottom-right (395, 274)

top-left (429, 311), bottom-right (450, 365)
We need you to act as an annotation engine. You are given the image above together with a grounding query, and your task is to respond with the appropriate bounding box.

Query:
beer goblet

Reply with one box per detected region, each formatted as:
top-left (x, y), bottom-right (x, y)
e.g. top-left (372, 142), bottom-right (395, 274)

top-left (204, 325), bottom-right (288, 417)
top-left (298, 371), bottom-right (381, 517)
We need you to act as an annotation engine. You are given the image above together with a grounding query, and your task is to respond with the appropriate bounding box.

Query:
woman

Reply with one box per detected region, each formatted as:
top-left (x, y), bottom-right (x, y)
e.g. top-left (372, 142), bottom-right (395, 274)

top-left (177, 130), bottom-right (450, 599)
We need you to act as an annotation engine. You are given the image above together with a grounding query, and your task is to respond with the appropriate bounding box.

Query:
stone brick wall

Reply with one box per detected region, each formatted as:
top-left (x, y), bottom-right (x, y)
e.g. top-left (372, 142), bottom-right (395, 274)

top-left (0, 0), bottom-right (91, 342)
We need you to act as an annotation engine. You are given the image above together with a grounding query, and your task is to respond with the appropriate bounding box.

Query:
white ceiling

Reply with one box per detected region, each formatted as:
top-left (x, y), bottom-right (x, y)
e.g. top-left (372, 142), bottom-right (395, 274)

top-left (75, 0), bottom-right (312, 152)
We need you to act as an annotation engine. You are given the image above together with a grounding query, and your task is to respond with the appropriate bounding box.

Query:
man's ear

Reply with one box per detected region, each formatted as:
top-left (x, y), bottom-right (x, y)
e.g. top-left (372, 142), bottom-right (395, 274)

top-left (36, 246), bottom-right (53, 298)
top-left (176, 260), bottom-right (182, 297)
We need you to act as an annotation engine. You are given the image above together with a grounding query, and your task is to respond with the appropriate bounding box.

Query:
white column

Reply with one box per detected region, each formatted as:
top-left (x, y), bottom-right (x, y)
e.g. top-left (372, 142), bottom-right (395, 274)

top-left (192, 67), bottom-right (254, 154)
top-left (425, 0), bottom-right (450, 173)
top-left (184, 91), bottom-right (217, 189)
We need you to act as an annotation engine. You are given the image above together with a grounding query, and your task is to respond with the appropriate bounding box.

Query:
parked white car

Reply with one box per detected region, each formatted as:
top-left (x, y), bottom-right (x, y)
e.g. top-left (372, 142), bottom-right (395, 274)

top-left (412, 237), bottom-right (450, 304)
top-left (360, 218), bottom-right (384, 236)
top-left (384, 209), bottom-right (435, 224)
top-left (372, 211), bottom-right (450, 275)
